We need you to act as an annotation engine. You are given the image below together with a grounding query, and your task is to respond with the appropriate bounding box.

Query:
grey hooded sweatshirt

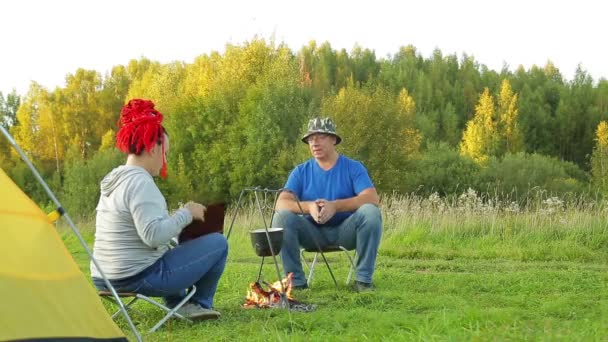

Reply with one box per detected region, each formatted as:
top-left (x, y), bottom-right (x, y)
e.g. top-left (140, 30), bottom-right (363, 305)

top-left (90, 165), bottom-right (193, 280)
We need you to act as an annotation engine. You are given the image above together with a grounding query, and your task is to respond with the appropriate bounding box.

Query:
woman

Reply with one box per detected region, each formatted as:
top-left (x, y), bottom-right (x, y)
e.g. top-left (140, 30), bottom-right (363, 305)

top-left (91, 99), bottom-right (227, 320)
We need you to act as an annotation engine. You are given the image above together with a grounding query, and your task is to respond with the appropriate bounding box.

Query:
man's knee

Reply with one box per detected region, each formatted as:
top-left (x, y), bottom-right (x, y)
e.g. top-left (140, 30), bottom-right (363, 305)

top-left (357, 204), bottom-right (382, 222)
top-left (272, 209), bottom-right (298, 229)
top-left (355, 204), bottom-right (382, 233)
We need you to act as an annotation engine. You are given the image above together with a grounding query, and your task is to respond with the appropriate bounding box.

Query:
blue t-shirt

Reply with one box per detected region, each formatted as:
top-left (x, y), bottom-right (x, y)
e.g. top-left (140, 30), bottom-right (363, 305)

top-left (284, 155), bottom-right (374, 226)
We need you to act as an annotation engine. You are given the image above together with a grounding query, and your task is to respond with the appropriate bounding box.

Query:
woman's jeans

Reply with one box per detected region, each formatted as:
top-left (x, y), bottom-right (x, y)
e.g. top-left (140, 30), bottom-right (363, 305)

top-left (93, 232), bottom-right (228, 309)
top-left (271, 204), bottom-right (382, 287)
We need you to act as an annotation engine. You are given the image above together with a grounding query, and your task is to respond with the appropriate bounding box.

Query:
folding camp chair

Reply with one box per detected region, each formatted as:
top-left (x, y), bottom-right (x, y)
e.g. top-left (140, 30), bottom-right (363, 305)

top-left (99, 285), bottom-right (197, 332)
top-left (300, 246), bottom-right (357, 287)
top-left (99, 238), bottom-right (193, 332)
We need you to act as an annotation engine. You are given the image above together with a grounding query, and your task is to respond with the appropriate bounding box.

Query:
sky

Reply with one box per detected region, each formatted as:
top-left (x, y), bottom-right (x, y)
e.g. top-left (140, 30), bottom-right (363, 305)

top-left (1, 0), bottom-right (607, 97)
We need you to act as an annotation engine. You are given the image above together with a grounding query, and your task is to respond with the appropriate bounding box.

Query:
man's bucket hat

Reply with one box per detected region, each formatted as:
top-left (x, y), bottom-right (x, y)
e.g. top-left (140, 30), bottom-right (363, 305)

top-left (301, 117), bottom-right (342, 145)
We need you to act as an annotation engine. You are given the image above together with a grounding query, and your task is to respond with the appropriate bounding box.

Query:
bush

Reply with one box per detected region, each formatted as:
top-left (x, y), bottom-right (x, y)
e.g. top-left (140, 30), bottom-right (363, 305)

top-left (403, 143), bottom-right (481, 196)
top-left (61, 149), bottom-right (123, 219)
top-left (8, 160), bottom-right (60, 210)
top-left (479, 152), bottom-right (589, 201)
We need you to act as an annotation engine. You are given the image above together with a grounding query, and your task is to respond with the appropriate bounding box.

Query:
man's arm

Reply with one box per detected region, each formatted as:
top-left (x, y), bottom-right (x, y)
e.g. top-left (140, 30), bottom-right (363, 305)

top-left (275, 190), bottom-right (317, 214)
top-left (316, 187), bottom-right (379, 224)
top-left (332, 187), bottom-right (380, 212)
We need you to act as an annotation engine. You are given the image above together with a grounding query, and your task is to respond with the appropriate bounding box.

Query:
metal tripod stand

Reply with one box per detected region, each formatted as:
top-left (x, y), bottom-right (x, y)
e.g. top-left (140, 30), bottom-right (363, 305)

top-left (225, 187), bottom-right (339, 293)
top-left (225, 187), bottom-right (290, 307)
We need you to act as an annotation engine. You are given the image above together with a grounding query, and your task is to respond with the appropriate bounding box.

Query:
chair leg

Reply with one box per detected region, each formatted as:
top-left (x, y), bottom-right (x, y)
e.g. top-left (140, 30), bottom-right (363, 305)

top-left (339, 247), bottom-right (357, 285)
top-left (305, 248), bottom-right (354, 287)
top-left (147, 285), bottom-right (197, 332)
top-left (100, 287), bottom-right (197, 333)
top-left (312, 250), bottom-right (339, 288)
top-left (109, 297), bottom-right (139, 319)
top-left (319, 251), bottom-right (338, 288)
top-left (306, 252), bottom-right (319, 286)
top-left (100, 295), bottom-right (140, 320)
top-left (300, 249), bottom-right (309, 270)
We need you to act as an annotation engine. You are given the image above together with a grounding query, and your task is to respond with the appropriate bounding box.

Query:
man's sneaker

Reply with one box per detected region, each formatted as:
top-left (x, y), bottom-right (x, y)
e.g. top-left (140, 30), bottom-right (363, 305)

top-left (353, 280), bottom-right (375, 293)
top-left (176, 303), bottom-right (221, 321)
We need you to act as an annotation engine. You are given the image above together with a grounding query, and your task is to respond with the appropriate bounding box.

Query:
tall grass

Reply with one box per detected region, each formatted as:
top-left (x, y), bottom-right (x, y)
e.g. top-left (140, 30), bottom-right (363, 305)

top-left (380, 189), bottom-right (608, 263)
top-left (61, 189), bottom-right (608, 255)
top-left (65, 190), bottom-right (608, 263)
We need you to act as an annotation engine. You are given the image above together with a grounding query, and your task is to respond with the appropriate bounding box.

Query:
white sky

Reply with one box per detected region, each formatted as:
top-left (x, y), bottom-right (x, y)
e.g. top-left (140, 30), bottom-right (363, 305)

top-left (1, 0), bottom-right (607, 96)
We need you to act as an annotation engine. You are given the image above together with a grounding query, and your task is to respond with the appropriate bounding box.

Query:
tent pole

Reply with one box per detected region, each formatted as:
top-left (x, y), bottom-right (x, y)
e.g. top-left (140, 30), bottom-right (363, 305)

top-left (0, 126), bottom-right (142, 342)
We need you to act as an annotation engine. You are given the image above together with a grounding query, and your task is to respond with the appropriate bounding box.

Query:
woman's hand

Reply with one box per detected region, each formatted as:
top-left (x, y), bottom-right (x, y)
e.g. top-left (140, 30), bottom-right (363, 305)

top-left (184, 201), bottom-right (206, 221)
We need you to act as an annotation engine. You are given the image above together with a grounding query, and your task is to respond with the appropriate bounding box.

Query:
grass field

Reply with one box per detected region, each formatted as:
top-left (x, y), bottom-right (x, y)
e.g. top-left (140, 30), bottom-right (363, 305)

top-left (63, 193), bottom-right (608, 341)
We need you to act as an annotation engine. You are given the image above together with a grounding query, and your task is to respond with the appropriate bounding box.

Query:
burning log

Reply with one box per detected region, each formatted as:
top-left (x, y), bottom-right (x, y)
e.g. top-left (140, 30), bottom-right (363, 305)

top-left (244, 273), bottom-right (293, 308)
top-left (243, 273), bottom-right (316, 312)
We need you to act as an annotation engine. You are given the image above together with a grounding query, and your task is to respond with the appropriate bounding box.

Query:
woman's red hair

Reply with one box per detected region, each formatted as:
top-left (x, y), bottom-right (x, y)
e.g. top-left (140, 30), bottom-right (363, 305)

top-left (116, 99), bottom-right (168, 178)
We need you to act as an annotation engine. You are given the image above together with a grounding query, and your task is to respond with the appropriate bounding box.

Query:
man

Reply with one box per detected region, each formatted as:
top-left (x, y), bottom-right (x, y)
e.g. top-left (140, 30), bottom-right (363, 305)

top-left (91, 99), bottom-right (228, 320)
top-left (272, 117), bottom-right (382, 292)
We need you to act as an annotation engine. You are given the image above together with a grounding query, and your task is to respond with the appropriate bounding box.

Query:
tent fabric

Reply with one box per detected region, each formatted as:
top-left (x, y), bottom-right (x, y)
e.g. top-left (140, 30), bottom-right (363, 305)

top-left (0, 168), bottom-right (127, 341)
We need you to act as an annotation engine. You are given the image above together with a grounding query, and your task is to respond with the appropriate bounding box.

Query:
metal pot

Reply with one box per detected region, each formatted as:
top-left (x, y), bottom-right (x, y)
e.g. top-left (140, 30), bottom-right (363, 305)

top-left (250, 228), bottom-right (283, 257)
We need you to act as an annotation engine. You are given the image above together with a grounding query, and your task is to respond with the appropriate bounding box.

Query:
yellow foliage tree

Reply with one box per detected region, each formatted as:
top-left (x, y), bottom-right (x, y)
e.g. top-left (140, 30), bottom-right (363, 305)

top-left (460, 88), bottom-right (497, 163)
top-left (397, 88), bottom-right (422, 156)
top-left (61, 69), bottom-right (103, 159)
top-left (11, 83), bottom-right (45, 160)
top-left (591, 121), bottom-right (608, 194)
top-left (497, 79), bottom-right (523, 154)
top-left (99, 129), bottom-right (115, 152)
top-left (461, 80), bottom-right (524, 164)
top-left (36, 93), bottom-right (65, 173)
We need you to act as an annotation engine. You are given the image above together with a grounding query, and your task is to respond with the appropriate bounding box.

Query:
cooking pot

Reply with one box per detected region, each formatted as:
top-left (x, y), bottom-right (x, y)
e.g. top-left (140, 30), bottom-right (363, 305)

top-left (250, 228), bottom-right (283, 257)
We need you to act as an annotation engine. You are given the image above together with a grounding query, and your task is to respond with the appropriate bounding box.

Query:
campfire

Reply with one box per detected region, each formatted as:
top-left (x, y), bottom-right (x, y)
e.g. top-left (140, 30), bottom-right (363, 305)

top-left (243, 273), bottom-right (315, 312)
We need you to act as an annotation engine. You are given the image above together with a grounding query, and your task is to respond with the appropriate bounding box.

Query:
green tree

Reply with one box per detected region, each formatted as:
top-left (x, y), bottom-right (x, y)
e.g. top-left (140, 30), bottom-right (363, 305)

top-left (62, 148), bottom-right (123, 218)
top-left (555, 67), bottom-right (597, 167)
top-left (0, 90), bottom-right (21, 128)
top-left (459, 55), bottom-right (483, 121)
top-left (0, 90), bottom-right (21, 172)
top-left (334, 48), bottom-right (351, 90)
top-left (350, 45), bottom-right (379, 85)
top-left (227, 45), bottom-right (308, 196)
top-left (323, 82), bottom-right (419, 192)
top-left (163, 153), bottom-right (195, 208)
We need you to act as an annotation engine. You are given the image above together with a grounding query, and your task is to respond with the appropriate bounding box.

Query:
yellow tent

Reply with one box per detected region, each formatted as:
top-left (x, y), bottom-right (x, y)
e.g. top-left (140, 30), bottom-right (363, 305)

top-left (0, 167), bottom-right (127, 341)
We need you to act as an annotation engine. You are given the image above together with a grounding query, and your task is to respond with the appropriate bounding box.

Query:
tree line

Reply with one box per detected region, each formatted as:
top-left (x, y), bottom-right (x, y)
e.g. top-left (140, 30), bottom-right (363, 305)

top-left (1, 38), bottom-right (608, 217)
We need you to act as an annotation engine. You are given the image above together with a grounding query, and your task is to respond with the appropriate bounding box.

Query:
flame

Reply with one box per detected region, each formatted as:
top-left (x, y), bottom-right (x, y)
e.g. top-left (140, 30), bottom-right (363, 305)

top-left (244, 273), bottom-right (294, 308)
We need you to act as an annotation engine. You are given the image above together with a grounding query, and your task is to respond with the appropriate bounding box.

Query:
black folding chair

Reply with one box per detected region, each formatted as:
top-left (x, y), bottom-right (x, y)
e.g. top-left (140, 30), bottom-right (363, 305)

top-left (300, 246), bottom-right (357, 287)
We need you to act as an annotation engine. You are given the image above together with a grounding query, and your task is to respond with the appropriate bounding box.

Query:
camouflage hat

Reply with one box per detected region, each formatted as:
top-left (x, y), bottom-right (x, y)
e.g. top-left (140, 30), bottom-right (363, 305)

top-left (301, 117), bottom-right (342, 145)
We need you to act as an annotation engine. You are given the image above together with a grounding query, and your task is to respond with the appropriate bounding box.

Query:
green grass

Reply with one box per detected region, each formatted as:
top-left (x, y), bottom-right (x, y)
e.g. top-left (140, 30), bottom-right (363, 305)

top-left (61, 200), bottom-right (608, 341)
